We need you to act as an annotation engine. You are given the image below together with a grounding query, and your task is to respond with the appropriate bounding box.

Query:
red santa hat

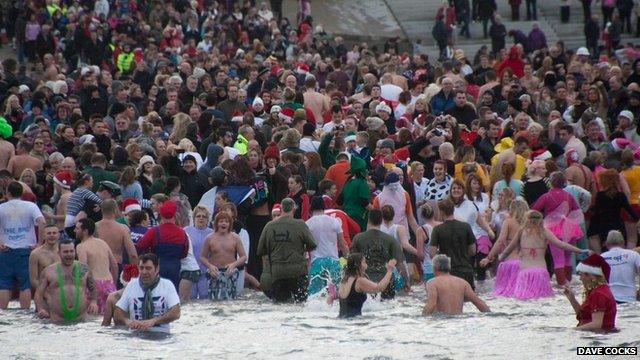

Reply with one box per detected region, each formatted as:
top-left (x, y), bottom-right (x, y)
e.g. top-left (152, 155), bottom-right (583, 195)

top-left (121, 198), bottom-right (142, 215)
top-left (576, 253), bottom-right (611, 282)
top-left (279, 107), bottom-right (295, 124)
top-left (120, 263), bottom-right (139, 286)
top-left (296, 63), bottom-right (310, 74)
top-left (54, 171), bottom-right (73, 189)
top-left (611, 138), bottom-right (638, 152)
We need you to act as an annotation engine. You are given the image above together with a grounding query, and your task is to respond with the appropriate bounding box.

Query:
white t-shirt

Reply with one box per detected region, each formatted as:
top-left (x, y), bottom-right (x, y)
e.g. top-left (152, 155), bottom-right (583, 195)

top-left (601, 247), bottom-right (640, 303)
top-left (0, 199), bottom-right (44, 248)
top-left (454, 199), bottom-right (482, 238)
top-left (180, 236), bottom-right (200, 272)
top-left (306, 214), bottom-right (342, 260)
top-left (116, 277), bottom-right (180, 333)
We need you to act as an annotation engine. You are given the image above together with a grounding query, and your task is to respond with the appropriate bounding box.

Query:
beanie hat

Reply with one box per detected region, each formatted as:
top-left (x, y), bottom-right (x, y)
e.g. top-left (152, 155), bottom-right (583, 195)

top-left (264, 142), bottom-right (280, 161)
top-left (53, 171), bottom-right (73, 189)
top-left (121, 198), bottom-right (142, 214)
top-left (384, 171), bottom-right (400, 185)
top-left (159, 200), bottom-right (178, 219)
top-left (618, 110), bottom-right (634, 122)
top-left (138, 155), bottom-right (155, 172)
top-left (576, 253), bottom-right (611, 281)
top-left (253, 97), bottom-right (264, 107)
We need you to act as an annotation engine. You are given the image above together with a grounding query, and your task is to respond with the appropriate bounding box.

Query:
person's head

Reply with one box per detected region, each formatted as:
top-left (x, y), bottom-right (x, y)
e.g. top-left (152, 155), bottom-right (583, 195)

top-left (213, 211), bottom-right (233, 233)
top-left (449, 179), bottom-right (465, 202)
top-left (557, 124), bottom-right (574, 143)
top-left (367, 208), bottom-right (383, 228)
top-left (433, 160), bottom-right (447, 181)
top-left (508, 199), bottom-right (529, 223)
top-left (454, 90), bottom-right (467, 107)
top-left (576, 254), bottom-right (610, 289)
top-left (288, 175), bottom-right (305, 194)
top-left (441, 77), bottom-right (453, 92)
top-left (138, 253), bottom-right (160, 285)
top-left (310, 196), bottom-right (325, 213)
top-left (74, 218), bottom-right (95, 241)
top-left (381, 204), bottom-right (395, 223)
top-left (280, 198), bottom-right (297, 217)
top-left (599, 169), bottom-right (620, 196)
top-left (432, 254), bottom-right (451, 274)
top-left (342, 252), bottom-right (367, 280)
top-left (318, 179), bottom-right (337, 198)
top-left (522, 210), bottom-right (544, 233)
top-left (5, 181), bottom-right (23, 200)
top-left (438, 198), bottom-right (455, 217)
top-left (549, 171), bottom-right (566, 189)
top-left (410, 161), bottom-right (425, 180)
top-left (43, 223), bottom-right (60, 246)
top-left (605, 230), bottom-right (625, 248)
top-left (101, 199), bottom-right (119, 217)
top-left (58, 238), bottom-right (76, 266)
top-left (119, 166), bottom-right (137, 186)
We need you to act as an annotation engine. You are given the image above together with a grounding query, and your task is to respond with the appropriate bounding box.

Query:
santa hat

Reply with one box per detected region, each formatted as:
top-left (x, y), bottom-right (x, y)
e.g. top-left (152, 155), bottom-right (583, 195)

top-left (576, 253), bottom-right (611, 281)
top-left (120, 264), bottom-right (139, 286)
top-left (565, 148), bottom-right (580, 166)
top-left (611, 138), bottom-right (638, 152)
top-left (54, 171), bottom-right (73, 189)
top-left (121, 198), bottom-right (141, 215)
top-left (272, 203), bottom-right (282, 214)
top-left (296, 63), bottom-right (310, 74)
top-left (279, 107), bottom-right (295, 124)
top-left (375, 102), bottom-right (392, 114)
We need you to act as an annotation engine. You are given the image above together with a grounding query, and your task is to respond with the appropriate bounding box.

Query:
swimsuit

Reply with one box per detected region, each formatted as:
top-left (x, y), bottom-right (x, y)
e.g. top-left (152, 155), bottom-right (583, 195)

top-left (56, 261), bottom-right (81, 322)
top-left (95, 279), bottom-right (116, 314)
top-left (339, 278), bottom-right (367, 318)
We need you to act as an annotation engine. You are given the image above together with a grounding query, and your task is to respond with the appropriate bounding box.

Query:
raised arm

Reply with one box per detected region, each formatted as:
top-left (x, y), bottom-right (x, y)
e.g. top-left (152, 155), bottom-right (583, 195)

top-left (355, 259), bottom-right (396, 293)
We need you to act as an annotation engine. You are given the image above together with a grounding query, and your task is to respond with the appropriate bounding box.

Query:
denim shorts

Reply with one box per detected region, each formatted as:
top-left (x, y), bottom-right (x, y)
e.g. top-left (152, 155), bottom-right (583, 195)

top-left (180, 270), bottom-right (202, 283)
top-left (0, 248), bottom-right (32, 290)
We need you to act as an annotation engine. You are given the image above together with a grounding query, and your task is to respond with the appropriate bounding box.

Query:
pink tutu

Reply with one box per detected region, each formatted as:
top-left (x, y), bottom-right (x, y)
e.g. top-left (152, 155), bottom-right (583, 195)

top-left (477, 235), bottom-right (492, 255)
top-left (511, 267), bottom-right (554, 300)
top-left (493, 259), bottom-right (520, 297)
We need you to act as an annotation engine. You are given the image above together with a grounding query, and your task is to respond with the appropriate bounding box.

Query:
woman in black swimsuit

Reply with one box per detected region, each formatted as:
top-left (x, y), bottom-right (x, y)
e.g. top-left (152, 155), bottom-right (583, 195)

top-left (338, 253), bottom-right (396, 318)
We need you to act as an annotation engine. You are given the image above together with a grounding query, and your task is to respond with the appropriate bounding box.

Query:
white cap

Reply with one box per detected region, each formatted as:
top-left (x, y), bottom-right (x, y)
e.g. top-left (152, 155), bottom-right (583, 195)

top-left (576, 47), bottom-right (590, 56)
top-left (18, 85), bottom-right (30, 94)
top-left (619, 110), bottom-right (634, 121)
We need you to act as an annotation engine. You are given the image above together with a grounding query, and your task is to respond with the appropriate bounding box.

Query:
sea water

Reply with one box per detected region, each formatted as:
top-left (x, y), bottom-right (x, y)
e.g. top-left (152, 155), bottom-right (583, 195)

top-left (1, 279), bottom-right (638, 359)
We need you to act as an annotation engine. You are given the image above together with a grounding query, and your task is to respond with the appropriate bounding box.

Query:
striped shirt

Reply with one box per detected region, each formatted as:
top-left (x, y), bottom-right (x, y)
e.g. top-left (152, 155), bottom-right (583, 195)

top-left (67, 187), bottom-right (103, 217)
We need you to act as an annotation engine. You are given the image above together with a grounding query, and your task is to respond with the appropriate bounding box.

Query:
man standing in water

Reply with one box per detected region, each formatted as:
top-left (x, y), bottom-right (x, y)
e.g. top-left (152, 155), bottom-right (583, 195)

top-left (258, 198), bottom-right (317, 303)
top-left (115, 253), bottom-right (181, 333)
top-left (423, 254), bottom-right (490, 315)
top-left (29, 222), bottom-right (61, 290)
top-left (199, 212), bottom-right (247, 300)
top-left (34, 239), bottom-right (98, 321)
top-left (75, 218), bottom-right (118, 314)
top-left (0, 182), bottom-right (46, 309)
top-left (429, 199), bottom-right (477, 290)
top-left (350, 209), bottom-right (409, 299)
top-left (95, 199), bottom-right (138, 287)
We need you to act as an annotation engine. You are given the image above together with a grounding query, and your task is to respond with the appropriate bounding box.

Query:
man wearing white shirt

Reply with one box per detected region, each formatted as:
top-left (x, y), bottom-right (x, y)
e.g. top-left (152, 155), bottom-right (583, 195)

top-left (601, 231), bottom-right (640, 303)
top-left (115, 253), bottom-right (181, 333)
top-left (0, 182), bottom-right (45, 309)
top-left (299, 123), bottom-right (321, 152)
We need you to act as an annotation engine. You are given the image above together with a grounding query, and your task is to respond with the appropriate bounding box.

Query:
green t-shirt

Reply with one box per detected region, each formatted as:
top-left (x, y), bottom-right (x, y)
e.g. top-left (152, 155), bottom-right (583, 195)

top-left (350, 229), bottom-right (403, 282)
top-left (257, 217), bottom-right (317, 289)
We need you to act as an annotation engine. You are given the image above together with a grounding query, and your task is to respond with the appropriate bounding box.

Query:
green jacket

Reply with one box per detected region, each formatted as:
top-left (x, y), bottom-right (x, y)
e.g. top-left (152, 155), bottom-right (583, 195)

top-left (257, 216), bottom-right (317, 290)
top-left (318, 133), bottom-right (339, 168)
top-left (84, 166), bottom-right (118, 192)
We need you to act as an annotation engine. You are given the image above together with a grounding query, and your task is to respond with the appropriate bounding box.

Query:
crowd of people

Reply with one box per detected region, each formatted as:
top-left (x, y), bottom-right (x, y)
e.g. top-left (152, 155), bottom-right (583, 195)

top-left (0, 0), bottom-right (639, 333)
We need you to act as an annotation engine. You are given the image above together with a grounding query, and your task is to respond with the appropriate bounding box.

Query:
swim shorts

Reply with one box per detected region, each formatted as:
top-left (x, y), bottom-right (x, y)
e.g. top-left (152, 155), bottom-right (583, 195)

top-left (0, 248), bottom-right (31, 290)
top-left (206, 269), bottom-right (239, 300)
top-left (180, 270), bottom-right (202, 283)
top-left (95, 279), bottom-right (116, 314)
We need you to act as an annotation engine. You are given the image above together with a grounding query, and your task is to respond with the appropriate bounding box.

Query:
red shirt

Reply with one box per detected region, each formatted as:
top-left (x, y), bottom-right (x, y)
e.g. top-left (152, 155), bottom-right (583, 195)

top-left (136, 223), bottom-right (189, 259)
top-left (325, 209), bottom-right (361, 247)
top-left (577, 284), bottom-right (617, 330)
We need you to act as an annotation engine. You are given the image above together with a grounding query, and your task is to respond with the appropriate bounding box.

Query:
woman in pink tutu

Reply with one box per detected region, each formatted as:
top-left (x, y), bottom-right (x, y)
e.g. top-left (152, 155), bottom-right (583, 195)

top-left (531, 171), bottom-right (584, 285)
top-left (498, 210), bottom-right (588, 300)
top-left (480, 199), bottom-right (529, 297)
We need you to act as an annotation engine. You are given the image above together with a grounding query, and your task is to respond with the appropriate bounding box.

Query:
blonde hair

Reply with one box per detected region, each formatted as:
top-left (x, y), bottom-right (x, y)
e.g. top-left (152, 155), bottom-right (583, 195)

top-left (178, 138), bottom-right (196, 152)
top-left (508, 199), bottom-right (529, 223)
top-left (192, 205), bottom-right (210, 222)
top-left (520, 210), bottom-right (545, 237)
top-left (169, 113), bottom-right (191, 144)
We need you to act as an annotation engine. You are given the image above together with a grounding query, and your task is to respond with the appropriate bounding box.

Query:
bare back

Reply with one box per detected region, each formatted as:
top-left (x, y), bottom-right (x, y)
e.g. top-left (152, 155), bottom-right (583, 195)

top-left (203, 231), bottom-right (242, 269)
top-left (502, 218), bottom-right (521, 260)
top-left (76, 237), bottom-right (115, 281)
top-left (95, 219), bottom-right (133, 264)
top-left (8, 154), bottom-right (42, 179)
top-left (426, 274), bottom-right (469, 315)
top-left (0, 140), bottom-right (14, 169)
top-left (518, 229), bottom-right (548, 269)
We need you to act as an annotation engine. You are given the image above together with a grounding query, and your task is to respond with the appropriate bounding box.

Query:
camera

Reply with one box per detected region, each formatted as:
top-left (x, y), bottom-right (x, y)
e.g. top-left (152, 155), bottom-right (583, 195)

top-left (335, 124), bottom-right (345, 131)
top-left (432, 129), bottom-right (443, 137)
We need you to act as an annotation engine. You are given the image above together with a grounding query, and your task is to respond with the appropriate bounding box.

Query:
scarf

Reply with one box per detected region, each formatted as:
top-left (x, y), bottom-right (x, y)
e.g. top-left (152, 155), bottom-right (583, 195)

top-left (139, 275), bottom-right (161, 320)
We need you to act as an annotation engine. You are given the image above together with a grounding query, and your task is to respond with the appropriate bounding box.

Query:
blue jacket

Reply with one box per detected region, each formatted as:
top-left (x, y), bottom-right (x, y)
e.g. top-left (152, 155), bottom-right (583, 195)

top-left (430, 90), bottom-right (455, 115)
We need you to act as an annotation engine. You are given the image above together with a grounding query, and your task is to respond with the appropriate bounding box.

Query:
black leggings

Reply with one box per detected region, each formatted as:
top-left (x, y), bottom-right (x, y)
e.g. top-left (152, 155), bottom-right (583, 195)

top-left (265, 274), bottom-right (309, 303)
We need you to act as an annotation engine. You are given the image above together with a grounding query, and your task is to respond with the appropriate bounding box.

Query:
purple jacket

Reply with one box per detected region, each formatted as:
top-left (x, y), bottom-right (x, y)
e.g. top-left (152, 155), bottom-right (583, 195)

top-left (527, 28), bottom-right (547, 53)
